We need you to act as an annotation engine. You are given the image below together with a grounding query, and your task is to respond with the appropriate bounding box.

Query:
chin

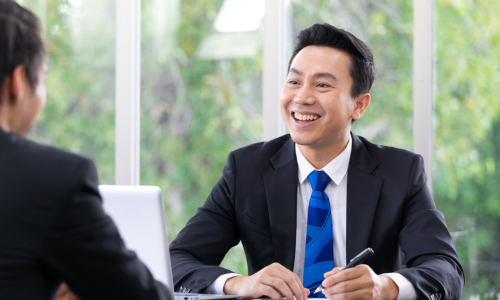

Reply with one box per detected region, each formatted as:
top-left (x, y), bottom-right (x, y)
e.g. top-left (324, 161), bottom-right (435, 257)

top-left (289, 132), bottom-right (317, 146)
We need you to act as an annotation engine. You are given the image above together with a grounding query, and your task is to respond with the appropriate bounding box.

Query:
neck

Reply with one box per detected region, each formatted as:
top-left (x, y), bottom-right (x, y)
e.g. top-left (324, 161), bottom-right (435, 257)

top-left (0, 103), bottom-right (21, 136)
top-left (0, 85), bottom-right (28, 136)
top-left (297, 130), bottom-right (350, 169)
top-left (0, 107), bottom-right (12, 133)
top-left (0, 92), bottom-right (13, 133)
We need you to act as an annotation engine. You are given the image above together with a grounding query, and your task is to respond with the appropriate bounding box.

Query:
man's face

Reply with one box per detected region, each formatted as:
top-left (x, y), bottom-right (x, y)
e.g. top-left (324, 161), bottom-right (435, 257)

top-left (280, 46), bottom-right (362, 148)
top-left (16, 64), bottom-right (48, 136)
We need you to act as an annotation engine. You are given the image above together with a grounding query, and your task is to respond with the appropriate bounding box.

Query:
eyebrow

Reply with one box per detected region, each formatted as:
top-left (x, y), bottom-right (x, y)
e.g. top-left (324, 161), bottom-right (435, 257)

top-left (289, 68), bottom-right (303, 76)
top-left (288, 68), bottom-right (339, 82)
top-left (313, 72), bottom-right (338, 82)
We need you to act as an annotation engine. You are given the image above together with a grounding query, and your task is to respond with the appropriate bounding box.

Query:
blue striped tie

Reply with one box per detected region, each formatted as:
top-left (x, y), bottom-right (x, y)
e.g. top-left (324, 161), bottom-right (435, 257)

top-left (303, 170), bottom-right (333, 298)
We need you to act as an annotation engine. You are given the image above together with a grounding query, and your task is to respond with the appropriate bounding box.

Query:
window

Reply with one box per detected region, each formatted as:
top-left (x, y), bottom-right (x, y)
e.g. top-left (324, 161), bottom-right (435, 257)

top-left (20, 0), bottom-right (115, 183)
top-left (434, 0), bottom-right (500, 294)
top-left (290, 0), bottom-right (413, 150)
top-left (140, 0), bottom-right (264, 275)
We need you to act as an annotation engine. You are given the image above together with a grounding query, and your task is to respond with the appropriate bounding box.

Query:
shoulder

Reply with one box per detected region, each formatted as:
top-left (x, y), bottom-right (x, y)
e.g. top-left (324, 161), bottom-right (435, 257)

top-left (356, 134), bottom-right (419, 163)
top-left (353, 134), bottom-right (429, 200)
top-left (0, 131), bottom-right (96, 188)
top-left (352, 134), bottom-right (425, 179)
top-left (23, 135), bottom-right (91, 168)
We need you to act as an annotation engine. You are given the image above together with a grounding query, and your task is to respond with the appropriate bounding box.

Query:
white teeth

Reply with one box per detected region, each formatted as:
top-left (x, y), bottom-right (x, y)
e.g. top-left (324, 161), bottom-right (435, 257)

top-left (294, 113), bottom-right (319, 121)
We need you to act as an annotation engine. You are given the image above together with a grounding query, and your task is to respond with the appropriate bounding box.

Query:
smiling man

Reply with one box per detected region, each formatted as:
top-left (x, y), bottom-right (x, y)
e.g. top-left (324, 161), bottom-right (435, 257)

top-left (170, 23), bottom-right (464, 300)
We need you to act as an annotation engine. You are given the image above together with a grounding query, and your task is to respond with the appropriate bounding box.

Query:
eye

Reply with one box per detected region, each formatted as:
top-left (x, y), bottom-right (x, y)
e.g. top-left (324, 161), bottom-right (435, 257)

top-left (288, 80), bottom-right (299, 85)
top-left (317, 83), bottom-right (330, 88)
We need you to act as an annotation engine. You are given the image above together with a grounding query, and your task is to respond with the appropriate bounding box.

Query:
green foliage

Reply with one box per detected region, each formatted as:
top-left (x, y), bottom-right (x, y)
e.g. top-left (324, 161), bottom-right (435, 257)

top-left (139, 0), bottom-right (261, 275)
top-left (434, 0), bottom-right (500, 295)
top-left (21, 0), bottom-right (115, 184)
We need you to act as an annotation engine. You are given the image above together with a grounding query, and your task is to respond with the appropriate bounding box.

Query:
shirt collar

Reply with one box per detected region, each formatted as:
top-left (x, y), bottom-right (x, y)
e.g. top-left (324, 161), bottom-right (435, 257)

top-left (296, 134), bottom-right (352, 186)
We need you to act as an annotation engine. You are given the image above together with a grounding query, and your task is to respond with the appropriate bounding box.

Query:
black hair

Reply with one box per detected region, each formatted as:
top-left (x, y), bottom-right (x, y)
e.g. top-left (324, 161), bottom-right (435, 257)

top-left (289, 23), bottom-right (375, 98)
top-left (0, 0), bottom-right (45, 94)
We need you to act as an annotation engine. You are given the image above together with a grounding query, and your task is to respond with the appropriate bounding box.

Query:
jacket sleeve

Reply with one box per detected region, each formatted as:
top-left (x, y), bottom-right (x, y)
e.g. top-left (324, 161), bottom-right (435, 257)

top-left (169, 151), bottom-right (241, 293)
top-left (40, 158), bottom-right (171, 300)
top-left (396, 154), bottom-right (465, 299)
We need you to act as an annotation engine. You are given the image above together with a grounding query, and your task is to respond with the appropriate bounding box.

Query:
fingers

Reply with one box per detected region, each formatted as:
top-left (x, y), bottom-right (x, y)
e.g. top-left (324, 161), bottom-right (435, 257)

top-left (224, 275), bottom-right (283, 300)
top-left (322, 265), bottom-right (364, 289)
top-left (233, 263), bottom-right (308, 300)
top-left (258, 284), bottom-right (283, 300)
top-left (282, 271), bottom-right (305, 300)
top-left (324, 267), bottom-right (343, 278)
top-left (261, 276), bottom-right (294, 300)
top-left (258, 263), bottom-right (306, 300)
top-left (268, 264), bottom-right (305, 300)
top-left (321, 265), bottom-right (376, 299)
top-left (323, 277), bottom-right (358, 295)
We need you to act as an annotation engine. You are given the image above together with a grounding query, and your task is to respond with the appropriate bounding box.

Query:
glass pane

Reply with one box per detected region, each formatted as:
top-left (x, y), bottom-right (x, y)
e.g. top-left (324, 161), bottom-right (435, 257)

top-left (19, 0), bottom-right (115, 183)
top-left (290, 0), bottom-right (413, 150)
top-left (434, 0), bottom-right (500, 296)
top-left (140, 0), bottom-right (263, 275)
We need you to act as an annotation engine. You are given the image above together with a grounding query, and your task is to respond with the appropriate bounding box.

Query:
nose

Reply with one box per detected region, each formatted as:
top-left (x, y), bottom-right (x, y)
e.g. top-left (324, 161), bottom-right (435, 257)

top-left (294, 84), bottom-right (316, 106)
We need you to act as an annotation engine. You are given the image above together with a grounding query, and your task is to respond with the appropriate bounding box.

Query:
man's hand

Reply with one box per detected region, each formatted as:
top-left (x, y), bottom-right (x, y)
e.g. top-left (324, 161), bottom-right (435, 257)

top-left (56, 283), bottom-right (80, 300)
top-left (223, 263), bottom-right (310, 300)
top-left (321, 265), bottom-right (399, 300)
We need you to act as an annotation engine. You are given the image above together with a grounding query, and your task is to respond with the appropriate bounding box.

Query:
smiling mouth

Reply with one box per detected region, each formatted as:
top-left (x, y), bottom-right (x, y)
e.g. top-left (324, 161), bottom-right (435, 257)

top-left (293, 112), bottom-right (320, 122)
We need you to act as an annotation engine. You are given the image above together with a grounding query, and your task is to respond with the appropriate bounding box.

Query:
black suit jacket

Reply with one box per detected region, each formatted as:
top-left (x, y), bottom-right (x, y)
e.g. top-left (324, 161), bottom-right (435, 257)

top-left (170, 133), bottom-right (464, 299)
top-left (0, 128), bottom-right (171, 300)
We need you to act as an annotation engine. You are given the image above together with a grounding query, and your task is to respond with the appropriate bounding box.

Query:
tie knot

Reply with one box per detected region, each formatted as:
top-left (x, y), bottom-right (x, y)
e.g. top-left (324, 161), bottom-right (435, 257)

top-left (308, 170), bottom-right (331, 192)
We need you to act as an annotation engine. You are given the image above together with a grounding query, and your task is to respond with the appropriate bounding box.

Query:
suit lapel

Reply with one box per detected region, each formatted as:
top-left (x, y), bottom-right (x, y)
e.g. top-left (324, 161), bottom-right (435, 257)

top-left (346, 133), bottom-right (383, 262)
top-left (263, 137), bottom-right (298, 271)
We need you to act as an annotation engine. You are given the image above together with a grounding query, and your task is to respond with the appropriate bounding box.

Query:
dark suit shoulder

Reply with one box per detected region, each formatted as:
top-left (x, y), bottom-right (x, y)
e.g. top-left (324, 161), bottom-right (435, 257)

top-left (354, 134), bottom-right (429, 203)
top-left (356, 135), bottom-right (421, 171)
top-left (0, 130), bottom-right (95, 195)
top-left (357, 135), bottom-right (416, 160)
top-left (350, 134), bottom-right (428, 195)
top-left (17, 134), bottom-right (88, 164)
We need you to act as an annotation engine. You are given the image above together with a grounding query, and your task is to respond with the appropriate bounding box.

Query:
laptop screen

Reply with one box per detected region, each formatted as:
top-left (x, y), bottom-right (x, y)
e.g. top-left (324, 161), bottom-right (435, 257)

top-left (99, 185), bottom-right (174, 291)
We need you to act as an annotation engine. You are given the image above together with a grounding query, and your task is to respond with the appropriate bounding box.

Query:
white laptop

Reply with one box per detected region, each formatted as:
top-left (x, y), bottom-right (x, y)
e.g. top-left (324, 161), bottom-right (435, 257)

top-left (99, 185), bottom-right (239, 300)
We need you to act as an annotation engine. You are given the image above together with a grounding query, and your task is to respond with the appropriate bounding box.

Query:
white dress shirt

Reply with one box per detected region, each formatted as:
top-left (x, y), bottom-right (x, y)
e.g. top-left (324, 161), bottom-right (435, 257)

top-left (206, 136), bottom-right (417, 299)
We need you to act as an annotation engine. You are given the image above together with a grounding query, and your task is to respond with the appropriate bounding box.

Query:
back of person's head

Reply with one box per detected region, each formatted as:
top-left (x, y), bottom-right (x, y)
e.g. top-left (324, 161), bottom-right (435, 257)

top-left (0, 0), bottom-right (45, 95)
top-left (289, 23), bottom-right (376, 99)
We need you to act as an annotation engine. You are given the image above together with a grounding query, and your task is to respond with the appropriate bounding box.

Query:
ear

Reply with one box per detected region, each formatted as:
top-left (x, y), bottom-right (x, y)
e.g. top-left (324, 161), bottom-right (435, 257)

top-left (7, 65), bottom-right (28, 105)
top-left (351, 93), bottom-right (370, 121)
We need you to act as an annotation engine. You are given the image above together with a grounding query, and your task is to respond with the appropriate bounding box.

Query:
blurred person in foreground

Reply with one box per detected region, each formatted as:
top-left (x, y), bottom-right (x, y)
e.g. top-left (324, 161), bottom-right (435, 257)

top-left (169, 23), bottom-right (464, 300)
top-left (0, 1), bottom-right (171, 299)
